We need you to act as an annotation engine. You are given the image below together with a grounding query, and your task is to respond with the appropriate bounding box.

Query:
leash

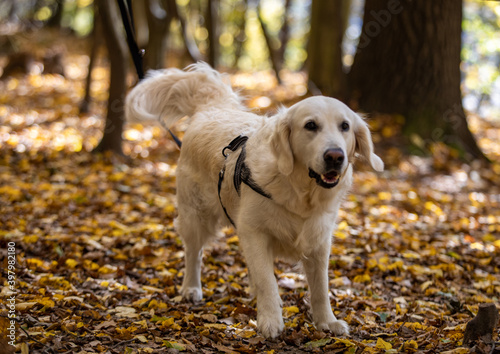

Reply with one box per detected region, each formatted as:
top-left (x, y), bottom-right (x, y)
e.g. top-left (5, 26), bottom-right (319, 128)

top-left (116, 0), bottom-right (182, 148)
top-left (218, 135), bottom-right (272, 227)
top-left (116, 0), bottom-right (144, 80)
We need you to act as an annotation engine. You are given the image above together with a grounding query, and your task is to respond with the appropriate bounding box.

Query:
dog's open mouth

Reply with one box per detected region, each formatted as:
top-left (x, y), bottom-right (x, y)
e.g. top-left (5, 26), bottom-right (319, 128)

top-left (309, 169), bottom-right (340, 189)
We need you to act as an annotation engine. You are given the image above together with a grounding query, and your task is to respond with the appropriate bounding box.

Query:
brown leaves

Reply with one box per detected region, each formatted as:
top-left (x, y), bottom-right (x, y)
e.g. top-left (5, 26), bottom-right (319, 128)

top-left (2, 143), bottom-right (500, 353)
top-left (1, 45), bottom-right (500, 352)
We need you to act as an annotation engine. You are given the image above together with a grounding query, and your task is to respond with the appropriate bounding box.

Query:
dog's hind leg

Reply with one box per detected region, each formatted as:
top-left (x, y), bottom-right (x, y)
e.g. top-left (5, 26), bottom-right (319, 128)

top-left (175, 202), bottom-right (218, 302)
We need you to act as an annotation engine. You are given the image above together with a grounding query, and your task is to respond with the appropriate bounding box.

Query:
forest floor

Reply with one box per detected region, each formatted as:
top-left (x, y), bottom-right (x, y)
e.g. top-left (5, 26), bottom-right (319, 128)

top-left (1, 35), bottom-right (500, 353)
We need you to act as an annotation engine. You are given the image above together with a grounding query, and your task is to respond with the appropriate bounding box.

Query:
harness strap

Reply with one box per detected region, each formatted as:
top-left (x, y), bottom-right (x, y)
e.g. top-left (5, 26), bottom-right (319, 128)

top-left (233, 146), bottom-right (272, 199)
top-left (218, 165), bottom-right (236, 227)
top-left (218, 135), bottom-right (272, 227)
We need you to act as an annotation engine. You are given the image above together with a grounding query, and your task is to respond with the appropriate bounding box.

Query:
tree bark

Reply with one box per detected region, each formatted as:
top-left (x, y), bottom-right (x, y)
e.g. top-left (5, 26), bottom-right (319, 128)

top-left (206, 0), bottom-right (218, 68)
top-left (80, 7), bottom-right (100, 114)
top-left (47, 0), bottom-right (65, 28)
top-left (348, 0), bottom-right (485, 159)
top-left (93, 0), bottom-right (127, 155)
top-left (144, 0), bottom-right (171, 70)
top-left (173, 0), bottom-right (203, 63)
top-left (257, 0), bottom-right (282, 84)
top-left (307, 0), bottom-right (349, 98)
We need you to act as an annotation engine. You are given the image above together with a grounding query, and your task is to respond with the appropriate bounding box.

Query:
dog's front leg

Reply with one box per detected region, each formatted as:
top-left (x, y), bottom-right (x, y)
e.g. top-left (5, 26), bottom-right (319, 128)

top-left (302, 244), bottom-right (349, 336)
top-left (238, 230), bottom-right (284, 339)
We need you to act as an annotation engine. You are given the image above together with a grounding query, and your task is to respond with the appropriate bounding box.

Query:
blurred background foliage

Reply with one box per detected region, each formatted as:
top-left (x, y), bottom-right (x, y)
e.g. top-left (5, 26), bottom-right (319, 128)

top-left (0, 0), bottom-right (499, 159)
top-left (1, 0), bottom-right (498, 119)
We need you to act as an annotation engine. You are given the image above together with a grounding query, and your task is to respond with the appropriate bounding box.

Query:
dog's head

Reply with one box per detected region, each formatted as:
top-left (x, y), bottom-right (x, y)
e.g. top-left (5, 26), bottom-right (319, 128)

top-left (272, 96), bottom-right (383, 188)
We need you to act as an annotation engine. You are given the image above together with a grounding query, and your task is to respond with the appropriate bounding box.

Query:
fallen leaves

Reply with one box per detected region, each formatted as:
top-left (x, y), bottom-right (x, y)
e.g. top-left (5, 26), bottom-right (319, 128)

top-left (1, 41), bottom-right (500, 352)
top-left (1, 148), bottom-right (499, 352)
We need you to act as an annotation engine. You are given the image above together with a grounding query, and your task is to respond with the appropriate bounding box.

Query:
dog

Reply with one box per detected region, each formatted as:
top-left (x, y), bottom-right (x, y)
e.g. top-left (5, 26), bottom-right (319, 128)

top-left (125, 63), bottom-right (383, 338)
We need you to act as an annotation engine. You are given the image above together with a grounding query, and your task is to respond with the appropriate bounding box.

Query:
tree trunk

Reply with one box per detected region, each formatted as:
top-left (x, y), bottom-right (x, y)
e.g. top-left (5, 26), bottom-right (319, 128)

top-left (47, 0), bottom-right (65, 28)
top-left (93, 0), bottom-right (127, 155)
top-left (173, 0), bottom-right (203, 63)
top-left (307, 0), bottom-right (349, 98)
top-left (257, 0), bottom-right (282, 84)
top-left (233, 0), bottom-right (247, 67)
top-left (144, 0), bottom-right (171, 70)
top-left (80, 7), bottom-right (100, 114)
top-left (278, 0), bottom-right (292, 67)
top-left (206, 0), bottom-right (218, 68)
top-left (348, 0), bottom-right (485, 160)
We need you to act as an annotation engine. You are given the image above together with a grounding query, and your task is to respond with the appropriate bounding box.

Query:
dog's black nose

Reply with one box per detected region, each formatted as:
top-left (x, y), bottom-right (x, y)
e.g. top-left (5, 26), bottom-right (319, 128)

top-left (323, 148), bottom-right (344, 170)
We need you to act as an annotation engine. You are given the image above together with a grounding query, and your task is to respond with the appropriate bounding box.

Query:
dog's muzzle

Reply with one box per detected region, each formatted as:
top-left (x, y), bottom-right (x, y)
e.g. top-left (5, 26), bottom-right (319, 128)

top-left (309, 148), bottom-right (345, 189)
top-left (309, 168), bottom-right (340, 189)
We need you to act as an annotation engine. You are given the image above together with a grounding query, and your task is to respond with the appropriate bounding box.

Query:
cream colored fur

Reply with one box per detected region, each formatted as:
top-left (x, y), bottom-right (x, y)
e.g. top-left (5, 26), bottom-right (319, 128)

top-left (125, 62), bottom-right (383, 339)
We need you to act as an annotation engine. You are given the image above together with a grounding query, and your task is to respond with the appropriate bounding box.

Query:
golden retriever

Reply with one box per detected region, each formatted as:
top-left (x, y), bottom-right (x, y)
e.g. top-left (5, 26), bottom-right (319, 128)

top-left (125, 63), bottom-right (383, 338)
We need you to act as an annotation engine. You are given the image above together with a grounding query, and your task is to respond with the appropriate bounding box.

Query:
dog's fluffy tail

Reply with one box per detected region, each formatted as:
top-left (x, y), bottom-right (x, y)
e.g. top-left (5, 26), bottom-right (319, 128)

top-left (125, 62), bottom-right (242, 128)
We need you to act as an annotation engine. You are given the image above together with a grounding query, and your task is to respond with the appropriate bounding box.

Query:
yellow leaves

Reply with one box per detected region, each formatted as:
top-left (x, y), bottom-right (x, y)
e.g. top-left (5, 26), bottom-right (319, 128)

top-left (39, 274), bottom-right (73, 290)
top-left (283, 306), bottom-right (300, 317)
top-left (26, 258), bottom-right (51, 271)
top-left (403, 322), bottom-right (429, 332)
top-left (65, 259), bottom-right (78, 268)
top-left (108, 220), bottom-right (131, 232)
top-left (334, 338), bottom-right (357, 348)
top-left (132, 298), bottom-right (150, 307)
top-left (387, 260), bottom-right (404, 272)
top-left (204, 323), bottom-right (227, 330)
top-left (482, 233), bottom-right (497, 243)
top-left (353, 274), bottom-right (371, 284)
top-left (35, 297), bottom-right (55, 308)
top-left (116, 325), bottom-right (139, 339)
top-left (420, 280), bottom-right (434, 291)
top-left (378, 191), bottom-right (392, 201)
top-left (424, 201), bottom-right (444, 216)
top-left (147, 299), bottom-right (168, 310)
top-left (22, 234), bottom-right (39, 243)
top-left (0, 186), bottom-right (23, 201)
top-left (375, 337), bottom-right (392, 350)
top-left (400, 340), bottom-right (418, 352)
top-left (338, 220), bottom-right (349, 230)
top-left (366, 259), bottom-right (378, 269)
top-left (158, 318), bottom-right (182, 331)
top-left (402, 251), bottom-right (420, 259)
top-left (97, 264), bottom-right (117, 275)
top-left (83, 259), bottom-right (99, 271)
top-left (163, 204), bottom-right (177, 215)
top-left (109, 171), bottom-right (126, 182)
top-left (334, 230), bottom-right (348, 240)
top-left (230, 282), bottom-right (243, 291)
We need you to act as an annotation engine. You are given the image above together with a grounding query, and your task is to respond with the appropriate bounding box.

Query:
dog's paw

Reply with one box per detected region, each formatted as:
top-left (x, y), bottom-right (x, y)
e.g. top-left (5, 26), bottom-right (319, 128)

top-left (180, 286), bottom-right (203, 302)
top-left (317, 320), bottom-right (349, 336)
top-left (258, 314), bottom-right (284, 339)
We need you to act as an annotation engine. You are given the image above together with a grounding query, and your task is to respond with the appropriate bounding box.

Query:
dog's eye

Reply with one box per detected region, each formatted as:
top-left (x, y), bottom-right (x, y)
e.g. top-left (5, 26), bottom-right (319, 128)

top-left (340, 121), bottom-right (350, 132)
top-left (304, 121), bottom-right (318, 131)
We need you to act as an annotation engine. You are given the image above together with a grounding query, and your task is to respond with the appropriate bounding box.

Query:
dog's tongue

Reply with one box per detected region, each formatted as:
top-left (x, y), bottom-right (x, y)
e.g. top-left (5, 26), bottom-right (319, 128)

top-left (321, 171), bottom-right (339, 184)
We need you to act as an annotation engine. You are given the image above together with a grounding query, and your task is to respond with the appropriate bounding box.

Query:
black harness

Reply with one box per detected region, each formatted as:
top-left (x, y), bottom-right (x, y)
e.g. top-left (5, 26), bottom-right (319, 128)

top-left (218, 136), bottom-right (272, 227)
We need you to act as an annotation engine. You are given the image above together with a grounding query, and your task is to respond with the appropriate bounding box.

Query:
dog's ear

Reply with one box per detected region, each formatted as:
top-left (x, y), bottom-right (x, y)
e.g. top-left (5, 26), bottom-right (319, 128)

top-left (272, 113), bottom-right (294, 175)
top-left (353, 114), bottom-right (384, 172)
